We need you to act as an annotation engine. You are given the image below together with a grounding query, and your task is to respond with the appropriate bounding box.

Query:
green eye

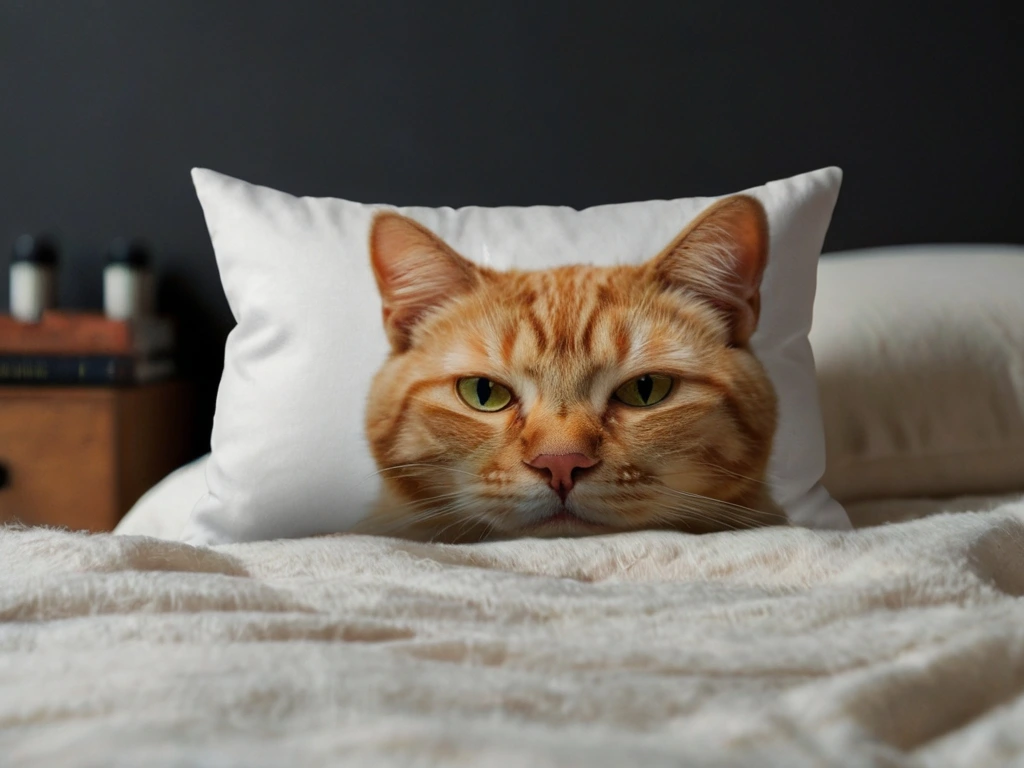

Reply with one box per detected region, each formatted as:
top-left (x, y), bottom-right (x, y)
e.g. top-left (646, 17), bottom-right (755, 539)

top-left (457, 377), bottom-right (513, 412)
top-left (613, 374), bottom-right (673, 407)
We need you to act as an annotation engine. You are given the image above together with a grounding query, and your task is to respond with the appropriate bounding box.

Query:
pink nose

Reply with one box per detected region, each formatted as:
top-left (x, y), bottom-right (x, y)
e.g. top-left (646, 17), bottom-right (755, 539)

top-left (526, 453), bottom-right (598, 500)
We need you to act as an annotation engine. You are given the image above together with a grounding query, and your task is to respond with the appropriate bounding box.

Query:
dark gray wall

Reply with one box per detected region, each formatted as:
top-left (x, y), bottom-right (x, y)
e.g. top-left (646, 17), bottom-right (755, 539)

top-left (2, 1), bottom-right (1022, 455)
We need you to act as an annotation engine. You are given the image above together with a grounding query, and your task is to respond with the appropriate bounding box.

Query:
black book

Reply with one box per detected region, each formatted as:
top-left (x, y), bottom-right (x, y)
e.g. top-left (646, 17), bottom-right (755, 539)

top-left (0, 354), bottom-right (175, 385)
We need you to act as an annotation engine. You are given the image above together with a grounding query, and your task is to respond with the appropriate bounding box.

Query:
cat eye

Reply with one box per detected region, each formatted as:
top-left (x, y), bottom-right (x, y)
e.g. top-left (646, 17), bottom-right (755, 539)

top-left (456, 377), bottom-right (514, 412)
top-left (613, 374), bottom-right (673, 407)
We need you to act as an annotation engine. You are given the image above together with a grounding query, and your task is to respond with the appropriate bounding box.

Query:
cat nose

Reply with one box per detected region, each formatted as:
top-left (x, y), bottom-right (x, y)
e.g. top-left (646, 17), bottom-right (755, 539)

top-left (526, 453), bottom-right (599, 500)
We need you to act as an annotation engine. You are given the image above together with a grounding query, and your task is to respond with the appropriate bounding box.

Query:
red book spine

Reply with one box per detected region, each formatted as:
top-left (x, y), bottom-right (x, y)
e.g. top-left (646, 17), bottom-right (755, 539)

top-left (0, 311), bottom-right (136, 355)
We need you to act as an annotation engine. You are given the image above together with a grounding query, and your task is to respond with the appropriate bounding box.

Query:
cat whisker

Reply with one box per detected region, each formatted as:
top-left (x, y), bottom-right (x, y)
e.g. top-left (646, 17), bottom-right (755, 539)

top-left (639, 503), bottom-right (689, 529)
top-left (391, 491), bottom-right (467, 510)
top-left (427, 502), bottom-right (494, 543)
top-left (477, 513), bottom-right (505, 541)
top-left (351, 497), bottom-right (475, 538)
top-left (649, 485), bottom-right (788, 523)
top-left (646, 499), bottom-right (754, 532)
top-left (647, 490), bottom-right (782, 530)
top-left (664, 462), bottom-right (779, 488)
top-left (443, 516), bottom-right (487, 544)
top-left (668, 503), bottom-right (778, 530)
top-left (356, 513), bottom-right (445, 538)
top-left (370, 463), bottom-right (489, 482)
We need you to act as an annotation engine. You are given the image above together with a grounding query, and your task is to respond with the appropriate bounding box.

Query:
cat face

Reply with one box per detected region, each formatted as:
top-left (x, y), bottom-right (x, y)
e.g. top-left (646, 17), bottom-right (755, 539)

top-left (359, 196), bottom-right (783, 542)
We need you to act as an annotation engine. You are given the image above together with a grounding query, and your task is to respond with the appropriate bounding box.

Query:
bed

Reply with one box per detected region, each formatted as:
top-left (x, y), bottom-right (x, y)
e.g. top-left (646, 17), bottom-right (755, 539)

top-left (2, 247), bottom-right (1024, 766)
top-left (3, 493), bottom-right (1024, 767)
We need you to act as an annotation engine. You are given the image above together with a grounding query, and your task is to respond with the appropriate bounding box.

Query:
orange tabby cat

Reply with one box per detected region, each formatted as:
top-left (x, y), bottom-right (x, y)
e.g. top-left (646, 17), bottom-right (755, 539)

top-left (355, 195), bottom-right (786, 543)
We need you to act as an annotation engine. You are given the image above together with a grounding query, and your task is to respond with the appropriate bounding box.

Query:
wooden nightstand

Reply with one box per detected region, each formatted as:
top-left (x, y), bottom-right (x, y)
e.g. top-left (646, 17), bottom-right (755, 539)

top-left (0, 381), bottom-right (192, 531)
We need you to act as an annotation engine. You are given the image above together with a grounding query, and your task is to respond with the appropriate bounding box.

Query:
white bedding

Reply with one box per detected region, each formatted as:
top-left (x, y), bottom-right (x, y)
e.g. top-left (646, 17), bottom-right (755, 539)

top-left (3, 494), bottom-right (1024, 766)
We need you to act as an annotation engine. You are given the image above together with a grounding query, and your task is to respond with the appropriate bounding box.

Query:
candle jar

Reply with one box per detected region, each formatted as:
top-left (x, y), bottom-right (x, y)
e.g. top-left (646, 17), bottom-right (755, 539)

top-left (104, 238), bottom-right (153, 321)
top-left (9, 234), bottom-right (58, 323)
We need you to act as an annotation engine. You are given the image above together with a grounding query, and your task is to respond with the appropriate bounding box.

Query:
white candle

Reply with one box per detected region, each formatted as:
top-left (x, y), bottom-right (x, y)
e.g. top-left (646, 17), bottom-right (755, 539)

top-left (9, 235), bottom-right (57, 323)
top-left (104, 238), bottom-right (152, 321)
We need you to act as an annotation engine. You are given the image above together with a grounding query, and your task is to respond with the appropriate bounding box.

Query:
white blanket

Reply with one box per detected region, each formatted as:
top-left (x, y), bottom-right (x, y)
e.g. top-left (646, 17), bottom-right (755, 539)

top-left (3, 496), bottom-right (1024, 767)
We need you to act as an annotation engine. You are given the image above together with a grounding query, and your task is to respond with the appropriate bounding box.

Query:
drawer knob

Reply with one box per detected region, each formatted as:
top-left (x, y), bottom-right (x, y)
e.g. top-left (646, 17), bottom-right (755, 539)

top-left (0, 463), bottom-right (8, 490)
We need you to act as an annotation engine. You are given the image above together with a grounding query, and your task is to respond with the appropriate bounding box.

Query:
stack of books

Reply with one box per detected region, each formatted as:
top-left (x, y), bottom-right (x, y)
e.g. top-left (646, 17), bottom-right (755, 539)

top-left (0, 312), bottom-right (176, 385)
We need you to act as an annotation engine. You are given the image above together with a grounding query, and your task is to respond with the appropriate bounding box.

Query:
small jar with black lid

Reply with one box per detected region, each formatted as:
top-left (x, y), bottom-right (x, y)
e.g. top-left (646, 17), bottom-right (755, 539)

top-left (9, 234), bottom-right (58, 323)
top-left (104, 238), bottom-right (153, 320)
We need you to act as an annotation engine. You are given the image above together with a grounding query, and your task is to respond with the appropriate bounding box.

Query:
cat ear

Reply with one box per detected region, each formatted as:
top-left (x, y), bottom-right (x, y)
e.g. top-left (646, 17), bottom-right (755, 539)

top-left (369, 212), bottom-right (483, 351)
top-left (649, 194), bottom-right (769, 345)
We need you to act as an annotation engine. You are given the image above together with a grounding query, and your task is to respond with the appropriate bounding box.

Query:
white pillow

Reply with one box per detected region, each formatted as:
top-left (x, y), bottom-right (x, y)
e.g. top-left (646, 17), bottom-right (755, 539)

top-left (184, 167), bottom-right (849, 544)
top-left (812, 245), bottom-right (1024, 502)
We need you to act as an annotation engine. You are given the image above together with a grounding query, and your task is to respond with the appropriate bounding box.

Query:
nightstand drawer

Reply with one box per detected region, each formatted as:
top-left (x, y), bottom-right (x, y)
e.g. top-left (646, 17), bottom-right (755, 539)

top-left (0, 383), bottom-right (191, 531)
top-left (0, 392), bottom-right (116, 530)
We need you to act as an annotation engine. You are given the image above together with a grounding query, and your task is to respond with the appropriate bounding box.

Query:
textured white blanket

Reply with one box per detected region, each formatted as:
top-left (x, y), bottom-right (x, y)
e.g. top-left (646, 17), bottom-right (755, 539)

top-left (3, 497), bottom-right (1024, 767)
